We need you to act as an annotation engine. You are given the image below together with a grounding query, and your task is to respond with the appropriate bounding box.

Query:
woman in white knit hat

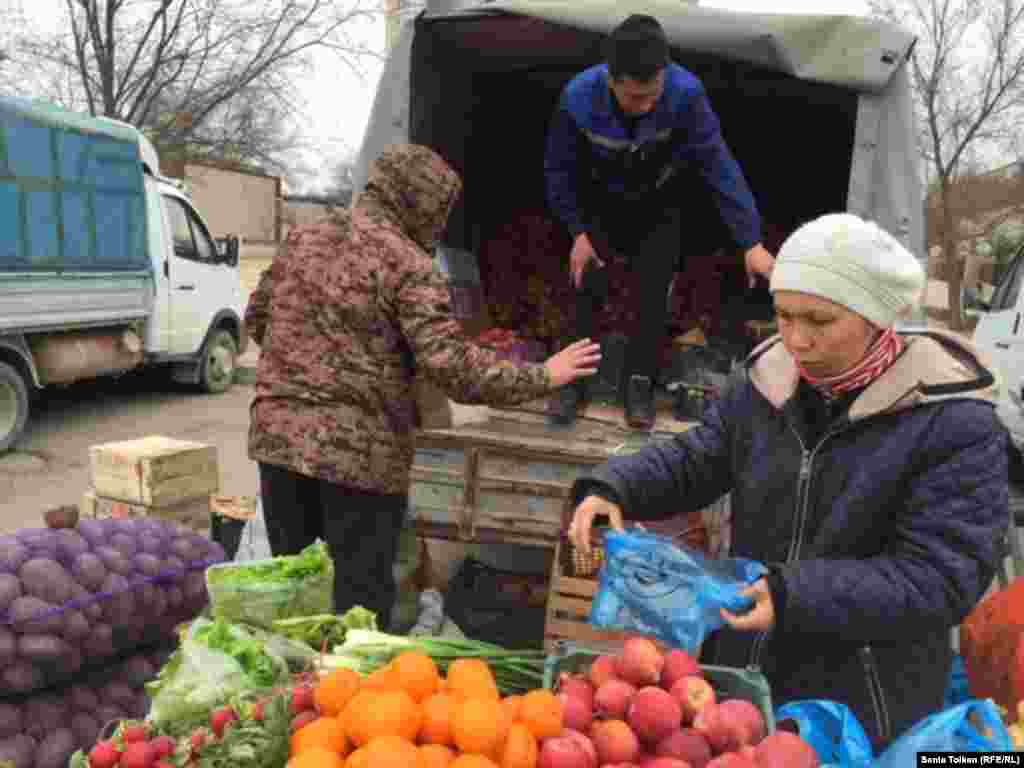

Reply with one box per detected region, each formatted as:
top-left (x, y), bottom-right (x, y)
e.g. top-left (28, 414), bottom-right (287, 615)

top-left (567, 212), bottom-right (1009, 751)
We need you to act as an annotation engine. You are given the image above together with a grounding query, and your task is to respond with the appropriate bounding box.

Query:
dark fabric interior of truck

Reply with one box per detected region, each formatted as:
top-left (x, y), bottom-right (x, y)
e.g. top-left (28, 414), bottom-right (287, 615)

top-left (409, 13), bottom-right (860, 336)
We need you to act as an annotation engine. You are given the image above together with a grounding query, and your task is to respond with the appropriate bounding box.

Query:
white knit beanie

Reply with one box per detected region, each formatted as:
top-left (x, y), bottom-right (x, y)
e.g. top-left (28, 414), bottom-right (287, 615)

top-left (769, 213), bottom-right (925, 328)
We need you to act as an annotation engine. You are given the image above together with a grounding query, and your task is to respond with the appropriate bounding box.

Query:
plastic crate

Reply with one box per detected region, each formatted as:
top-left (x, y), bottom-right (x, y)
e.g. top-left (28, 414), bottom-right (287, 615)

top-left (542, 640), bottom-right (775, 734)
top-left (204, 556), bottom-right (334, 628)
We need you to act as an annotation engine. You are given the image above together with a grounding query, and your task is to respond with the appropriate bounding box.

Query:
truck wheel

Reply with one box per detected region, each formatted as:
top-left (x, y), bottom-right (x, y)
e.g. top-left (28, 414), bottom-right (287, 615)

top-left (199, 330), bottom-right (238, 394)
top-left (0, 362), bottom-right (29, 453)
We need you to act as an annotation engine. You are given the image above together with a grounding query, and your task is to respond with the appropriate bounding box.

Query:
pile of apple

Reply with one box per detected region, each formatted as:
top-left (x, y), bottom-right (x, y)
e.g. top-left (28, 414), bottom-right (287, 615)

top-left (542, 637), bottom-right (819, 768)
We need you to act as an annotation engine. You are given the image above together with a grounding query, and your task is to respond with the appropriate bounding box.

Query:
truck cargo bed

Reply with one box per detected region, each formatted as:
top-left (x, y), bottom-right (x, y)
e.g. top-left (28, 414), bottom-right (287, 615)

top-left (0, 272), bottom-right (152, 333)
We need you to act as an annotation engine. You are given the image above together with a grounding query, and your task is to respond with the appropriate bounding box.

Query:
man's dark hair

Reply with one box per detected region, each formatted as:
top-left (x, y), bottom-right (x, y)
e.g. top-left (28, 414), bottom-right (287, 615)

top-left (606, 15), bottom-right (669, 82)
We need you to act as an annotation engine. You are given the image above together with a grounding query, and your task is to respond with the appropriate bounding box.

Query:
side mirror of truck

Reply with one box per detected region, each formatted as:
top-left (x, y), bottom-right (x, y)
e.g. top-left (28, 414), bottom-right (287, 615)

top-left (216, 236), bottom-right (240, 267)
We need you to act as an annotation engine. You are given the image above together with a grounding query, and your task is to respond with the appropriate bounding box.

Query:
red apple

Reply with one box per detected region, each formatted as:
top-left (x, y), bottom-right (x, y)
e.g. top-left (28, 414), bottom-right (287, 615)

top-left (670, 676), bottom-right (717, 724)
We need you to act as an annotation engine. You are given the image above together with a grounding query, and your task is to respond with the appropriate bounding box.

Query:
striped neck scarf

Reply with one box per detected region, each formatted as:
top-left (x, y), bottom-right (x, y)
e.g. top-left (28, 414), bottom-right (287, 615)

top-left (799, 327), bottom-right (905, 400)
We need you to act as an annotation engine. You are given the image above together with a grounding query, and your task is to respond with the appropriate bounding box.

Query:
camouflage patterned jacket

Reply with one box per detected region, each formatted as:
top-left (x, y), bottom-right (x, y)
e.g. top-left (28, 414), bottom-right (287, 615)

top-left (245, 145), bottom-right (551, 494)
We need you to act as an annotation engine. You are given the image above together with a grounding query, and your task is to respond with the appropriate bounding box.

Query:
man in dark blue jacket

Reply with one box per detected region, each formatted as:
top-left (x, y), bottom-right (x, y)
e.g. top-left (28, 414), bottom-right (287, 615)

top-left (567, 213), bottom-right (1008, 751)
top-left (544, 14), bottom-right (773, 429)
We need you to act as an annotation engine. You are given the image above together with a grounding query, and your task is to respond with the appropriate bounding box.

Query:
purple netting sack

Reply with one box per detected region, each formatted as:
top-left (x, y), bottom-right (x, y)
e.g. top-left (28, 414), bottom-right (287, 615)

top-left (0, 518), bottom-right (224, 695)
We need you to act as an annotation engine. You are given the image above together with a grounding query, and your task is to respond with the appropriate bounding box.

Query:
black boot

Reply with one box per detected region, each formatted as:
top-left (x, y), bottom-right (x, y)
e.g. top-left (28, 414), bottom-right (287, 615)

top-left (625, 375), bottom-right (656, 430)
top-left (547, 381), bottom-right (589, 426)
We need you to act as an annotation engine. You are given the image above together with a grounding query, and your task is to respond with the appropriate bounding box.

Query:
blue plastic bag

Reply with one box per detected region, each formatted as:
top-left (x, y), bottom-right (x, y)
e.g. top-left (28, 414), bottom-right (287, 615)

top-left (774, 700), bottom-right (873, 768)
top-left (590, 527), bottom-right (767, 652)
top-left (873, 700), bottom-right (1013, 767)
top-left (945, 654), bottom-right (972, 709)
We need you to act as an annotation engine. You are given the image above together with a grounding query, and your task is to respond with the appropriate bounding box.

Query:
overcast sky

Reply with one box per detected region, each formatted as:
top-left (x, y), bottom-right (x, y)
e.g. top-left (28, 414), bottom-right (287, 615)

top-left (19, 0), bottom-right (872, 190)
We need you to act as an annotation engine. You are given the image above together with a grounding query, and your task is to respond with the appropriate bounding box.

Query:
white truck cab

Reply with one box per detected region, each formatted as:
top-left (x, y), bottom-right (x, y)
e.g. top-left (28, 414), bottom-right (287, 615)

top-left (0, 97), bottom-right (247, 451)
top-left (973, 242), bottom-right (1024, 405)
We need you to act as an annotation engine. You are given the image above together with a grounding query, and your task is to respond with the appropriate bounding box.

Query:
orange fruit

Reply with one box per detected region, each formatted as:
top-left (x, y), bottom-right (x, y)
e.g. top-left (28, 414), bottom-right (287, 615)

top-left (500, 696), bottom-right (523, 724)
top-left (452, 697), bottom-right (509, 755)
top-left (417, 744), bottom-right (456, 768)
top-left (499, 724), bottom-right (538, 768)
top-left (446, 659), bottom-right (500, 702)
top-left (518, 690), bottom-right (563, 740)
top-left (450, 756), bottom-right (500, 768)
top-left (345, 748), bottom-right (369, 768)
top-left (291, 717), bottom-right (349, 758)
top-left (316, 669), bottom-right (362, 717)
top-left (288, 747), bottom-right (346, 768)
top-left (344, 689), bottom-right (423, 747)
top-left (362, 735), bottom-right (420, 768)
top-left (364, 665), bottom-right (400, 691)
top-left (392, 652), bottom-right (441, 702)
top-left (420, 692), bottom-right (457, 746)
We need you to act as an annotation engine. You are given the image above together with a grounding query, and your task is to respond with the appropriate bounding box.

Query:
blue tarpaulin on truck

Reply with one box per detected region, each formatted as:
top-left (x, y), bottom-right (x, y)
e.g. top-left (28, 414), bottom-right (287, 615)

top-left (0, 97), bottom-right (148, 273)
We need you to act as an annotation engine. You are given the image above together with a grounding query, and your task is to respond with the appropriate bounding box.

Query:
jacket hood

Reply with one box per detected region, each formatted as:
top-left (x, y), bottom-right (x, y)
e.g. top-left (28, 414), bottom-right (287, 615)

top-left (748, 329), bottom-right (1001, 420)
top-left (355, 144), bottom-right (462, 251)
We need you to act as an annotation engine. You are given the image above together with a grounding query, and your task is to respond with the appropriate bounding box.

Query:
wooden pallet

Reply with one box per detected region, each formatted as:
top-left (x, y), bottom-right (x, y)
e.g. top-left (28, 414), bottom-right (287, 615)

top-left (543, 537), bottom-right (628, 653)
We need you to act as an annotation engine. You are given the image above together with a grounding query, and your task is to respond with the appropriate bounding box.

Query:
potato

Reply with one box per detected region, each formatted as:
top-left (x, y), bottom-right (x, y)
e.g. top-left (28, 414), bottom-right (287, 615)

top-left (136, 533), bottom-right (166, 556)
top-left (19, 559), bottom-right (74, 605)
top-left (162, 556), bottom-right (185, 576)
top-left (0, 537), bottom-right (30, 574)
top-left (100, 574), bottom-right (136, 625)
top-left (13, 530), bottom-right (58, 559)
top-left (68, 684), bottom-right (100, 711)
top-left (69, 583), bottom-right (103, 621)
top-left (118, 655), bottom-right (156, 687)
top-left (17, 634), bottom-right (70, 662)
top-left (63, 610), bottom-right (92, 641)
top-left (43, 506), bottom-right (79, 531)
top-left (0, 574), bottom-right (22, 612)
top-left (95, 547), bottom-right (132, 577)
top-left (0, 629), bottom-right (16, 666)
top-left (24, 695), bottom-right (68, 739)
top-left (84, 623), bottom-right (115, 658)
top-left (70, 713), bottom-right (100, 751)
top-left (8, 596), bottom-right (63, 634)
top-left (75, 519), bottom-right (107, 546)
top-left (183, 571), bottom-right (206, 601)
top-left (0, 702), bottom-right (22, 739)
top-left (1, 662), bottom-right (43, 693)
top-left (134, 553), bottom-right (162, 579)
top-left (100, 681), bottom-right (136, 708)
top-left (109, 533), bottom-right (138, 558)
top-left (33, 728), bottom-right (76, 768)
top-left (0, 733), bottom-right (35, 768)
top-left (53, 529), bottom-right (89, 561)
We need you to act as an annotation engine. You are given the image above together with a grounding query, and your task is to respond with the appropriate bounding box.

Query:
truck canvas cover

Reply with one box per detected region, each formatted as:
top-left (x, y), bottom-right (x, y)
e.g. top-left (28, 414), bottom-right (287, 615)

top-left (355, 0), bottom-right (923, 262)
top-left (0, 97), bottom-right (148, 273)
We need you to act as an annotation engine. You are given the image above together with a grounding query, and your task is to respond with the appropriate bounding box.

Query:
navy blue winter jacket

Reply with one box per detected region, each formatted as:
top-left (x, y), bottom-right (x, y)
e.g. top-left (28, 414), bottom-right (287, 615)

top-left (572, 331), bottom-right (1008, 751)
top-left (544, 63), bottom-right (762, 248)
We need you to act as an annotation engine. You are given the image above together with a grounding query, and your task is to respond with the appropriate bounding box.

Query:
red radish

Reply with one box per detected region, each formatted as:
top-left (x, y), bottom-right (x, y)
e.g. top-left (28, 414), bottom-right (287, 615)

top-left (121, 725), bottom-right (149, 744)
top-left (641, 759), bottom-right (693, 768)
top-left (290, 686), bottom-right (316, 715)
top-left (660, 650), bottom-right (702, 690)
top-left (694, 703), bottom-right (751, 755)
top-left (252, 698), bottom-right (272, 722)
top-left (753, 732), bottom-right (820, 768)
top-left (150, 737), bottom-right (176, 761)
top-left (618, 638), bottom-right (664, 687)
top-left (88, 741), bottom-right (122, 768)
top-left (628, 687), bottom-right (683, 744)
top-left (563, 729), bottom-right (599, 768)
top-left (155, 763), bottom-right (175, 768)
top-left (559, 691), bottom-right (593, 733)
top-left (210, 708), bottom-right (238, 738)
top-left (120, 742), bottom-right (156, 768)
top-left (589, 656), bottom-right (619, 689)
top-left (670, 677), bottom-right (717, 724)
top-left (595, 679), bottom-right (638, 720)
top-left (190, 730), bottom-right (209, 755)
top-left (707, 754), bottom-right (757, 768)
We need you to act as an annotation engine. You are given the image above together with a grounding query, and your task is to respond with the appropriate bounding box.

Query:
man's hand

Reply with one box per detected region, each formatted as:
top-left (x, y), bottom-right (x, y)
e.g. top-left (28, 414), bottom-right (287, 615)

top-left (744, 244), bottom-right (775, 289)
top-left (544, 339), bottom-right (602, 388)
top-left (721, 578), bottom-right (776, 632)
top-left (568, 495), bottom-right (624, 555)
top-left (570, 233), bottom-right (605, 289)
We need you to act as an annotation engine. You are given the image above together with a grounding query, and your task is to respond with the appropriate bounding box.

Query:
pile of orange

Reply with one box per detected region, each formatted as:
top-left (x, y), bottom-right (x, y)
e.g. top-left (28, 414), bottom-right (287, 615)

top-left (287, 652), bottom-right (564, 768)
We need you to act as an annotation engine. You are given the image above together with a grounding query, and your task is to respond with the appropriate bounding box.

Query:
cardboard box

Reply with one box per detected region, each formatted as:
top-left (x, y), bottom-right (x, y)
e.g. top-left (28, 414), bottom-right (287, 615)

top-left (89, 436), bottom-right (219, 506)
top-left (80, 488), bottom-right (211, 533)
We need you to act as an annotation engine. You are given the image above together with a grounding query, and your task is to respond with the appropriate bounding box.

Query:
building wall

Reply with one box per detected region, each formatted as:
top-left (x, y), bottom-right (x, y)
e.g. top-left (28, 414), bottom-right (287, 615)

top-left (282, 199), bottom-right (347, 238)
top-left (184, 163), bottom-right (281, 243)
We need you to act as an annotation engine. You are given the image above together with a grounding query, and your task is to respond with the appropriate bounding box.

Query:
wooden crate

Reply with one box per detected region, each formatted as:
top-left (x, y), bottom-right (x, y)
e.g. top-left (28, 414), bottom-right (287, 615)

top-left (544, 537), bottom-right (629, 652)
top-left (89, 435), bottom-right (219, 507)
top-left (80, 488), bottom-right (211, 533)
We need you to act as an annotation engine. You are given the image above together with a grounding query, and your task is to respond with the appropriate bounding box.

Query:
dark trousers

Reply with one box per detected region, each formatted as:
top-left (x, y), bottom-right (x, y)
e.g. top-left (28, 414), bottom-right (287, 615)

top-left (573, 202), bottom-right (683, 384)
top-left (258, 462), bottom-right (408, 630)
